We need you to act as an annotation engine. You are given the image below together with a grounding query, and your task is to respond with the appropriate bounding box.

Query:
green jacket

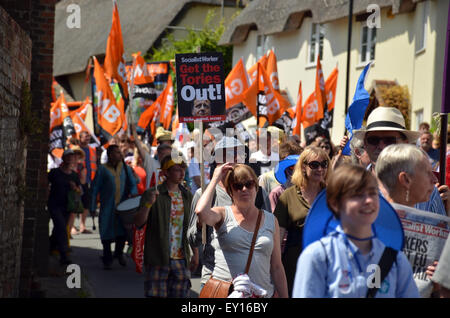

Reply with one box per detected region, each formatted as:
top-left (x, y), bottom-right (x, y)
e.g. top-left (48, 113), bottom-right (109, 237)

top-left (143, 182), bottom-right (193, 267)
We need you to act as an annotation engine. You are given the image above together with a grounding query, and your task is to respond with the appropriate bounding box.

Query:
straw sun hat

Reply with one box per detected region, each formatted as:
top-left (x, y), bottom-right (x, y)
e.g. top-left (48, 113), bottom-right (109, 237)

top-left (352, 107), bottom-right (420, 144)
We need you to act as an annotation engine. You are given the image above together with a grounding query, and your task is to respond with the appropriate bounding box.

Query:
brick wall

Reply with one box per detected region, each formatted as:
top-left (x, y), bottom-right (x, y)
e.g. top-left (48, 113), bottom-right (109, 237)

top-left (0, 6), bottom-right (32, 298)
top-left (0, 0), bottom-right (55, 297)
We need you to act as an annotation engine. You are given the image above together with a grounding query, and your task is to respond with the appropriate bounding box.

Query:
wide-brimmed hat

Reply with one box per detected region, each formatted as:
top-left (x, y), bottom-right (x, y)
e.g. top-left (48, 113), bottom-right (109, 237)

top-left (352, 107), bottom-right (420, 144)
top-left (155, 126), bottom-right (173, 142)
top-left (303, 190), bottom-right (404, 251)
top-left (274, 155), bottom-right (299, 184)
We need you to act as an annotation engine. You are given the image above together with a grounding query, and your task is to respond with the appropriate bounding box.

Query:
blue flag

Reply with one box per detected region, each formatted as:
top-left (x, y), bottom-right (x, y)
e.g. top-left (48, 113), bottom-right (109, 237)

top-left (342, 62), bottom-right (372, 155)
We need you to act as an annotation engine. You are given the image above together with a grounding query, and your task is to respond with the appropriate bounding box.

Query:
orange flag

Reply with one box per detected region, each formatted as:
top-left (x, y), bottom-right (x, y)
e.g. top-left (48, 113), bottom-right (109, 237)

top-left (300, 92), bottom-right (319, 129)
top-left (266, 50), bottom-right (279, 92)
top-left (159, 75), bottom-right (174, 130)
top-left (225, 59), bottom-right (249, 109)
top-left (314, 55), bottom-right (326, 121)
top-left (69, 97), bottom-right (91, 121)
top-left (131, 51), bottom-right (153, 85)
top-left (325, 67), bottom-right (339, 111)
top-left (242, 62), bottom-right (289, 126)
top-left (93, 56), bottom-right (123, 139)
top-left (247, 54), bottom-right (268, 84)
top-left (104, 0), bottom-right (128, 99)
top-left (292, 81), bottom-right (302, 136)
top-left (137, 100), bottom-right (158, 131)
top-left (49, 93), bottom-right (65, 133)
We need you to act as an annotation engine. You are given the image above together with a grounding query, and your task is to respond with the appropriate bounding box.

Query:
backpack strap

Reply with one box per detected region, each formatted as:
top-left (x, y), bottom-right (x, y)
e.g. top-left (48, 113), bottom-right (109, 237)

top-left (366, 247), bottom-right (398, 298)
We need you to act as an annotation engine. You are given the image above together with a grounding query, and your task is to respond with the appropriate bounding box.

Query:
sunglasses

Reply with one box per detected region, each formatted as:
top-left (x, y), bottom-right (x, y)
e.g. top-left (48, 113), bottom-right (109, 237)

top-left (366, 136), bottom-right (398, 146)
top-left (232, 180), bottom-right (256, 191)
top-left (306, 160), bottom-right (328, 170)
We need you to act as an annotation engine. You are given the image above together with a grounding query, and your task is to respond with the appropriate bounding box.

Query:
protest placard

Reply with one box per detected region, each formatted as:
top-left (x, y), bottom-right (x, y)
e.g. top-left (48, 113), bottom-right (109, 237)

top-left (392, 203), bottom-right (450, 297)
top-left (175, 52), bottom-right (226, 123)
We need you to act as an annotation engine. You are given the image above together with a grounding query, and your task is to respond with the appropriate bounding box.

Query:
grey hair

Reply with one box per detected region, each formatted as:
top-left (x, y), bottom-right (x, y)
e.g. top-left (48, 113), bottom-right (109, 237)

top-left (375, 144), bottom-right (427, 194)
top-left (350, 136), bottom-right (365, 164)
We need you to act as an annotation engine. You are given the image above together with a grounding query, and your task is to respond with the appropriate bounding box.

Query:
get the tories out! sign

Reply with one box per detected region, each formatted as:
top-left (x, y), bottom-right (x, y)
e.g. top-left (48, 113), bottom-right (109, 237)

top-left (175, 52), bottom-right (226, 123)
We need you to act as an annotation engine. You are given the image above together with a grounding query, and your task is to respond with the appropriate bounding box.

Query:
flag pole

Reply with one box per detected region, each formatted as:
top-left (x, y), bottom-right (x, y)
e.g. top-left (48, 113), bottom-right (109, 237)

top-left (439, 3), bottom-right (450, 186)
top-left (127, 57), bottom-right (137, 137)
top-left (344, 0), bottom-right (354, 135)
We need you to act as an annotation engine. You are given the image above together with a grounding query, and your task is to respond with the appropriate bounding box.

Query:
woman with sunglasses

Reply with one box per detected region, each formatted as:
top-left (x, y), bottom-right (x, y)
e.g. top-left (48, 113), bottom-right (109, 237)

top-left (274, 146), bottom-right (331, 296)
top-left (195, 163), bottom-right (288, 298)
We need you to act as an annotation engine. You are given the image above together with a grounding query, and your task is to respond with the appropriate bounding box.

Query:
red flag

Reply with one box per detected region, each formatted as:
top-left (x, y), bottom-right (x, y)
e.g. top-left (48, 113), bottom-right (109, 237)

top-left (292, 81), bottom-right (302, 136)
top-left (104, 0), bottom-right (128, 99)
top-left (131, 224), bottom-right (146, 273)
top-left (93, 56), bottom-right (123, 139)
top-left (225, 59), bottom-right (249, 109)
top-left (150, 172), bottom-right (156, 188)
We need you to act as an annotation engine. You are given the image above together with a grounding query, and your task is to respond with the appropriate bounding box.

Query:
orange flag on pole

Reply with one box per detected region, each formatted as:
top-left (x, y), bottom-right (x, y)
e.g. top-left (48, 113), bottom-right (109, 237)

top-left (93, 56), bottom-right (123, 139)
top-left (325, 67), bottom-right (339, 112)
top-left (49, 93), bottom-right (65, 133)
top-left (137, 100), bottom-right (158, 132)
top-left (247, 54), bottom-right (268, 84)
top-left (242, 62), bottom-right (289, 127)
top-left (130, 51), bottom-right (153, 85)
top-left (225, 59), bottom-right (249, 109)
top-left (314, 55), bottom-right (326, 121)
top-left (72, 113), bottom-right (100, 146)
top-left (104, 0), bottom-right (128, 99)
top-left (159, 75), bottom-right (174, 130)
top-left (69, 97), bottom-right (91, 121)
top-left (292, 81), bottom-right (302, 137)
top-left (266, 50), bottom-right (280, 92)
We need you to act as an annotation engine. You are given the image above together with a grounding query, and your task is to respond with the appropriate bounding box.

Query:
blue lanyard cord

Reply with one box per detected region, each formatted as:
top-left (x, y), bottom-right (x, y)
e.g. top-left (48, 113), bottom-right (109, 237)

top-left (341, 234), bottom-right (364, 274)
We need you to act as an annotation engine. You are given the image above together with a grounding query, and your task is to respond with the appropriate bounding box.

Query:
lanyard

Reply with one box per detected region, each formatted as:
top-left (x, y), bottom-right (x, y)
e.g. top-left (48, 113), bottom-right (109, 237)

top-left (343, 235), bottom-right (363, 274)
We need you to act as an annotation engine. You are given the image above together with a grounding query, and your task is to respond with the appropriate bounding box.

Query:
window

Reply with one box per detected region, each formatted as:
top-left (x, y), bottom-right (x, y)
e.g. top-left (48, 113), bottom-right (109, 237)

top-left (415, 110), bottom-right (424, 131)
top-left (308, 23), bottom-right (324, 64)
top-left (256, 34), bottom-right (268, 61)
top-left (416, 1), bottom-right (429, 53)
top-left (360, 25), bottom-right (376, 64)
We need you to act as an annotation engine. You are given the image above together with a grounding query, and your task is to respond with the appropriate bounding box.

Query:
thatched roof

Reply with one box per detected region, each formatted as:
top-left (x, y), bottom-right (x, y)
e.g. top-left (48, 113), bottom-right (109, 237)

top-left (54, 0), bottom-right (241, 77)
top-left (219, 0), bottom-right (423, 45)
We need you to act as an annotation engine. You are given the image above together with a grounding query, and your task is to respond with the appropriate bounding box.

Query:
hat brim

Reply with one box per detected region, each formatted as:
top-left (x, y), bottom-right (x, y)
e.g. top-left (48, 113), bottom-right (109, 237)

top-left (274, 155), bottom-right (299, 184)
top-left (302, 189), bottom-right (404, 251)
top-left (352, 127), bottom-right (421, 144)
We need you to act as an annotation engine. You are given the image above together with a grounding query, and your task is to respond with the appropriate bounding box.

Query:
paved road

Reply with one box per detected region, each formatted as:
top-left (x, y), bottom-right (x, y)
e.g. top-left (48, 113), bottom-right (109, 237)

top-left (67, 216), bottom-right (201, 298)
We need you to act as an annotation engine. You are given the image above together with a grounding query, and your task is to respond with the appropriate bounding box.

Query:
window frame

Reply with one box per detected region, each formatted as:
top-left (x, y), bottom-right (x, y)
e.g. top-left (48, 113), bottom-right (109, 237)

top-left (307, 23), bottom-right (324, 67)
top-left (359, 24), bottom-right (377, 65)
top-left (416, 1), bottom-right (429, 54)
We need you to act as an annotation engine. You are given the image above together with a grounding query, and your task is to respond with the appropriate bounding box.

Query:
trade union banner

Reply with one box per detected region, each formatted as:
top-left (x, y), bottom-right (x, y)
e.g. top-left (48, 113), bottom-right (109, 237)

top-left (175, 52), bottom-right (226, 123)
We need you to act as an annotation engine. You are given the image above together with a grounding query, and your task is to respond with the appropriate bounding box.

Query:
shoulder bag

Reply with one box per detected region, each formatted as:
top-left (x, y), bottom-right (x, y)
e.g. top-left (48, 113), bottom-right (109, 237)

top-left (199, 209), bottom-right (263, 298)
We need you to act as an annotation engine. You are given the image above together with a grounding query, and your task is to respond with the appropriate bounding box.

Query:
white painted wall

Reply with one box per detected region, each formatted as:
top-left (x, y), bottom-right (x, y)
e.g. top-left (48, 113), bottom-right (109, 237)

top-left (230, 0), bottom-right (449, 144)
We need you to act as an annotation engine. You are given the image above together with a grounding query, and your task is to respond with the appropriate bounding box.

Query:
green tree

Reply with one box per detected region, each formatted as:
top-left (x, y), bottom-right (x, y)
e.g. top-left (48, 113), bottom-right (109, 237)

top-left (146, 10), bottom-right (234, 75)
top-left (145, 10), bottom-right (236, 130)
